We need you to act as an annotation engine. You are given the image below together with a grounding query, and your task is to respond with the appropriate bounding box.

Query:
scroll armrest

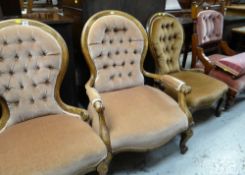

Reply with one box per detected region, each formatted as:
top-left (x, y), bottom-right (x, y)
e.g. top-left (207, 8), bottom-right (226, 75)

top-left (219, 40), bottom-right (237, 56)
top-left (196, 47), bottom-right (214, 74)
top-left (143, 71), bottom-right (191, 94)
top-left (85, 78), bottom-right (112, 152)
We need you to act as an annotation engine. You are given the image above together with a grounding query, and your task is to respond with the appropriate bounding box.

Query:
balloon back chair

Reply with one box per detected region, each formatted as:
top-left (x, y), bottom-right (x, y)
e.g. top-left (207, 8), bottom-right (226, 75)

top-left (0, 19), bottom-right (109, 175)
top-left (192, 1), bottom-right (245, 107)
top-left (81, 10), bottom-right (194, 158)
top-left (147, 12), bottom-right (228, 117)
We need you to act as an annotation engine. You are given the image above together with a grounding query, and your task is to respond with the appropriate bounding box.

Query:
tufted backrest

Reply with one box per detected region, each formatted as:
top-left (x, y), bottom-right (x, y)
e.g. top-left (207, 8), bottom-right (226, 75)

top-left (82, 11), bottom-right (147, 93)
top-left (147, 13), bottom-right (183, 74)
top-left (196, 10), bottom-right (223, 45)
top-left (0, 19), bottom-right (69, 132)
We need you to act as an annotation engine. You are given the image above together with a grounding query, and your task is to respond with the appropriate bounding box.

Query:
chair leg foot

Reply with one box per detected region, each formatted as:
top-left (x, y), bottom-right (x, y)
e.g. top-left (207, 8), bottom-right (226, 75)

top-left (179, 128), bottom-right (193, 154)
top-left (225, 89), bottom-right (237, 110)
top-left (97, 152), bottom-right (112, 175)
top-left (215, 97), bottom-right (224, 117)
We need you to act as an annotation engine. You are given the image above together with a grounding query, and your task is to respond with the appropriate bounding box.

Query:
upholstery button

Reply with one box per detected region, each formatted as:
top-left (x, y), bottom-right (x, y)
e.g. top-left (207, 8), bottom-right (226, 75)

top-left (35, 65), bottom-right (40, 70)
top-left (163, 37), bottom-right (166, 41)
top-left (130, 60), bottom-right (135, 65)
top-left (28, 52), bottom-right (32, 58)
top-left (123, 27), bottom-right (127, 32)
top-left (42, 95), bottom-right (47, 101)
top-left (13, 100), bottom-right (19, 106)
top-left (121, 61), bottom-right (125, 66)
top-left (105, 28), bottom-right (110, 33)
top-left (115, 50), bottom-right (120, 55)
top-left (128, 38), bottom-right (132, 43)
top-left (109, 39), bottom-right (113, 44)
top-left (18, 38), bottom-right (22, 44)
top-left (101, 39), bottom-right (106, 44)
top-left (119, 39), bottom-right (123, 44)
top-left (32, 82), bottom-right (37, 87)
top-left (31, 37), bottom-right (36, 42)
top-left (133, 50), bottom-right (138, 54)
top-left (168, 36), bottom-right (172, 41)
top-left (110, 75), bottom-right (115, 80)
top-left (30, 98), bottom-right (35, 104)
top-left (128, 72), bottom-right (132, 77)
top-left (23, 68), bottom-right (28, 73)
top-left (161, 24), bottom-right (165, 29)
top-left (97, 53), bottom-right (103, 58)
top-left (9, 70), bottom-right (14, 76)
top-left (5, 86), bottom-right (10, 91)
top-left (118, 73), bottom-right (122, 77)
top-left (3, 40), bottom-right (8, 46)
top-left (20, 83), bottom-right (24, 89)
top-left (0, 56), bottom-right (3, 62)
top-left (113, 28), bottom-right (118, 33)
top-left (103, 65), bottom-right (108, 69)
top-left (113, 63), bottom-right (116, 67)
top-left (44, 79), bottom-right (50, 85)
top-left (47, 65), bottom-right (54, 70)
top-left (15, 54), bottom-right (19, 60)
top-left (166, 24), bottom-right (169, 29)
top-left (124, 50), bottom-right (128, 54)
top-left (171, 23), bottom-right (174, 27)
top-left (107, 52), bottom-right (111, 58)
top-left (41, 50), bottom-right (47, 56)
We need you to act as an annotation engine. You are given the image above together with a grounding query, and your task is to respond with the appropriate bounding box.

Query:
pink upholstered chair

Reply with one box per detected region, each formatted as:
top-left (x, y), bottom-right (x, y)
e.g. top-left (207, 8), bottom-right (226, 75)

top-left (81, 10), bottom-right (194, 157)
top-left (192, 4), bottom-right (245, 107)
top-left (0, 19), bottom-right (109, 175)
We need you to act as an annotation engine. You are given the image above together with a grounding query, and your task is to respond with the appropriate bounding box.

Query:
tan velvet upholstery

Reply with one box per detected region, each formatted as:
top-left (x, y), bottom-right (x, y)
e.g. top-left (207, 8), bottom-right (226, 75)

top-left (169, 71), bottom-right (228, 110)
top-left (82, 11), bottom-right (191, 154)
top-left (0, 114), bottom-right (107, 175)
top-left (0, 19), bottom-right (108, 175)
top-left (148, 13), bottom-right (228, 111)
top-left (88, 85), bottom-right (188, 153)
top-left (149, 15), bottom-right (183, 74)
top-left (0, 23), bottom-right (71, 132)
top-left (87, 15), bottom-right (144, 92)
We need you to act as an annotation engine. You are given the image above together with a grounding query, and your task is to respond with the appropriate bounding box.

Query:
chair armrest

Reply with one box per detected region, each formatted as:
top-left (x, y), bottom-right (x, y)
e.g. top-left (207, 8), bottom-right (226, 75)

top-left (143, 70), bottom-right (194, 126)
top-left (143, 70), bottom-right (191, 94)
top-left (196, 47), bottom-right (215, 74)
top-left (219, 40), bottom-right (237, 56)
top-left (85, 77), bottom-right (112, 152)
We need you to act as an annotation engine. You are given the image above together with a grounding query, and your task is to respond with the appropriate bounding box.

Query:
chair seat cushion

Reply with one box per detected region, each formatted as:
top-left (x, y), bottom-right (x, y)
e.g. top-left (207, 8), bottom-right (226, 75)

top-left (170, 71), bottom-right (228, 110)
top-left (0, 114), bottom-right (107, 175)
top-left (214, 52), bottom-right (245, 77)
top-left (210, 69), bottom-right (245, 93)
top-left (195, 54), bottom-right (227, 69)
top-left (88, 85), bottom-right (188, 153)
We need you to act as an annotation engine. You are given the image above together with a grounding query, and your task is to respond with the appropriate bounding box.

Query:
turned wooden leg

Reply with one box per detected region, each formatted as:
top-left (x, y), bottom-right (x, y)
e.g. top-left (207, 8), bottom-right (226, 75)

top-left (179, 128), bottom-right (193, 154)
top-left (97, 152), bottom-right (112, 175)
top-left (215, 97), bottom-right (224, 117)
top-left (225, 89), bottom-right (237, 110)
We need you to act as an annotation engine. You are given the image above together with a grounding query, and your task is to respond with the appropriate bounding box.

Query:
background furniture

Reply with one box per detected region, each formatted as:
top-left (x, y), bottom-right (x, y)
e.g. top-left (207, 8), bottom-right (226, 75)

top-left (0, 19), bottom-right (108, 175)
top-left (192, 5), bottom-right (245, 107)
top-left (82, 10), bottom-right (193, 157)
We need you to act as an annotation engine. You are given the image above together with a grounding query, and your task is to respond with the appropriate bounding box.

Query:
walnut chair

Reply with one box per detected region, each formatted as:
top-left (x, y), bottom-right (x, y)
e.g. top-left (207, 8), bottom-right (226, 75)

top-left (81, 10), bottom-right (194, 159)
top-left (0, 19), bottom-right (109, 175)
top-left (147, 12), bottom-right (228, 117)
top-left (192, 2), bottom-right (245, 107)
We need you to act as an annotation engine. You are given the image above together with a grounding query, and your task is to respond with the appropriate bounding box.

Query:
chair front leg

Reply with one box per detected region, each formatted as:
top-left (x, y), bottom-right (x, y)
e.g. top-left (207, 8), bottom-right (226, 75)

top-left (180, 128), bottom-right (193, 154)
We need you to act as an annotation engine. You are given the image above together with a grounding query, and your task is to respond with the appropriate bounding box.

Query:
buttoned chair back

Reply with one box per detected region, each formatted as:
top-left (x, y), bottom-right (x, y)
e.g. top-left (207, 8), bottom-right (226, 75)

top-left (196, 10), bottom-right (223, 46)
top-left (82, 10), bottom-right (147, 93)
top-left (0, 19), bottom-right (76, 132)
top-left (147, 13), bottom-right (183, 75)
top-left (0, 19), bottom-right (110, 175)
